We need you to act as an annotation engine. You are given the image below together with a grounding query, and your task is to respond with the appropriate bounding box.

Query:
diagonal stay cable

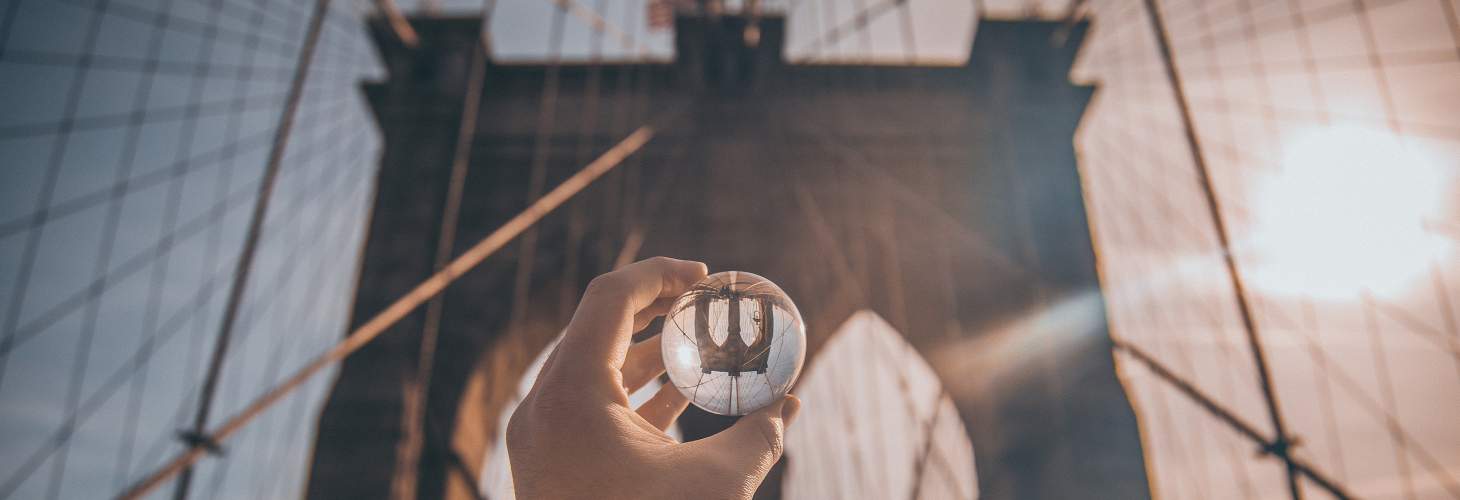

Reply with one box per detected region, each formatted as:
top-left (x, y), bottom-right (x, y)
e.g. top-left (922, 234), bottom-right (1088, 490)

top-left (1114, 341), bottom-right (1355, 499)
top-left (44, 0), bottom-right (186, 492)
top-left (395, 0), bottom-right (498, 496)
top-left (1140, 0), bottom-right (1300, 497)
top-left (0, 89), bottom-right (293, 140)
top-left (372, 0), bottom-right (420, 47)
top-left (0, 97), bottom-right (366, 500)
top-left (226, 114), bottom-right (377, 498)
top-left (124, 115), bottom-right (370, 483)
top-left (55, 0), bottom-right (305, 61)
top-left (0, 92), bottom-right (360, 365)
top-left (505, 0), bottom-right (568, 380)
top-left (0, 246), bottom-right (243, 499)
top-left (0, 0), bottom-right (113, 409)
top-left (171, 1), bottom-right (334, 496)
top-left (546, 0), bottom-right (651, 55)
top-left (0, 48), bottom-right (318, 81)
top-left (117, 105), bottom-right (683, 499)
top-left (0, 91), bottom-right (329, 240)
top-left (793, 0), bottom-right (903, 61)
top-left (1238, 293), bottom-right (1460, 498)
top-left (561, 0), bottom-right (610, 315)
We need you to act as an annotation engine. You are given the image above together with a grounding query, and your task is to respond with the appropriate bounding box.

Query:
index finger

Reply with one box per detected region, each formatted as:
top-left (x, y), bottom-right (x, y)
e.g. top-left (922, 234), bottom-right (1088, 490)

top-left (552, 257), bottom-right (706, 391)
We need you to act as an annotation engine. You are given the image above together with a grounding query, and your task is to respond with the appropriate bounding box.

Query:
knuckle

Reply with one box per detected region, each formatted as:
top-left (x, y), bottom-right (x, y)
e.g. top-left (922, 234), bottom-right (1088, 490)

top-left (751, 417), bottom-right (785, 458)
top-left (585, 272), bottom-right (625, 296)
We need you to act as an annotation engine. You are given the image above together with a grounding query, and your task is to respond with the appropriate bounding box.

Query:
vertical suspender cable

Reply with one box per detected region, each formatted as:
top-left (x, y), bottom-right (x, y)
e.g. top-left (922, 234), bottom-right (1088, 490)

top-left (1138, 0), bottom-right (1300, 498)
top-left (119, 118), bottom-right (666, 500)
top-left (171, 1), bottom-right (334, 498)
top-left (395, 0), bottom-right (497, 496)
top-left (505, 3), bottom-right (569, 339)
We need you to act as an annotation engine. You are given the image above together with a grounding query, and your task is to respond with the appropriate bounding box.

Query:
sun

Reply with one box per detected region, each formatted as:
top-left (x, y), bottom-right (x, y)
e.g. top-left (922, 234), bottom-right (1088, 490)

top-left (1244, 123), bottom-right (1453, 301)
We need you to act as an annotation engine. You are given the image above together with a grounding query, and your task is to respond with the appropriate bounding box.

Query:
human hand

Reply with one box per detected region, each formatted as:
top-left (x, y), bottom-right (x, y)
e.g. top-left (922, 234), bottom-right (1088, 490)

top-left (506, 257), bottom-right (802, 500)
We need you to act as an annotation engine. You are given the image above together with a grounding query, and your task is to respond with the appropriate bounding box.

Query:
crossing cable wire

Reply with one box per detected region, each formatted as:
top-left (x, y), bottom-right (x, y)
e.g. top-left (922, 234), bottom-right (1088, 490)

top-left (118, 101), bottom-right (683, 498)
top-left (0, 30), bottom-right (305, 376)
top-left (0, 0), bottom-right (115, 396)
top-left (53, 0), bottom-right (306, 61)
top-left (0, 92), bottom-right (353, 374)
top-left (169, 0), bottom-right (336, 497)
top-left (104, 0), bottom-right (189, 486)
top-left (1114, 341), bottom-right (1354, 498)
top-left (232, 82), bottom-right (379, 498)
top-left (217, 98), bottom-right (376, 498)
top-left (1249, 296), bottom-right (1460, 497)
top-left (23, 0), bottom-right (148, 497)
top-left (1163, 0), bottom-right (1412, 51)
top-left (1092, 80), bottom-right (1213, 499)
top-left (1066, 3), bottom-right (1312, 495)
top-left (373, 0), bottom-right (420, 47)
top-left (198, 11), bottom-right (370, 495)
top-left (610, 2), bottom-right (676, 274)
top-left (613, 2), bottom-right (648, 266)
top-left (1348, 0), bottom-right (1454, 490)
top-left (550, 0), bottom-right (653, 55)
top-left (791, 10), bottom-right (964, 496)
top-left (601, 0), bottom-right (653, 274)
top-left (1189, 0), bottom-right (1276, 492)
top-left (505, 0), bottom-right (570, 355)
top-left (0, 0), bottom-right (20, 58)
top-left (81, 0), bottom-right (235, 488)
top-left (1138, 0), bottom-right (1302, 497)
top-left (1100, 0), bottom-right (1460, 496)
top-left (119, 97), bottom-right (372, 486)
top-left (183, 0), bottom-right (298, 494)
top-left (905, 391), bottom-right (953, 500)
top-left (0, 85), bottom-right (297, 141)
top-left (1086, 4), bottom-right (1257, 497)
top-left (1078, 34), bottom-right (1455, 492)
top-left (558, 0), bottom-right (609, 318)
top-left (890, 9), bottom-right (987, 497)
top-left (1237, 0), bottom-right (1347, 490)
top-left (0, 2), bottom-right (356, 488)
top-left (397, 0), bottom-right (499, 497)
top-left (1078, 0), bottom-right (1450, 496)
top-left (794, 0), bottom-right (905, 60)
top-left (0, 94), bottom-right (365, 499)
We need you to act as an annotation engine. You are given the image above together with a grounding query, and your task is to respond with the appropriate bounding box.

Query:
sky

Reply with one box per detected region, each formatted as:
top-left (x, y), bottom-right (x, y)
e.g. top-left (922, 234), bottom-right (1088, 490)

top-left (0, 0), bottom-right (1457, 498)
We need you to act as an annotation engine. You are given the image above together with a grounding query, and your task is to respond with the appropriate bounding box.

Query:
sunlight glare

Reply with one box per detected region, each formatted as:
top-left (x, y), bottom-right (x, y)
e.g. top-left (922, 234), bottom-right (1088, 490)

top-left (1246, 123), bottom-right (1452, 300)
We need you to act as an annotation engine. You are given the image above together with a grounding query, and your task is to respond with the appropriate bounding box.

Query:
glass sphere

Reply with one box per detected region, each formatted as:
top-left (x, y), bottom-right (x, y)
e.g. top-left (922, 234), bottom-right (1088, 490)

top-left (661, 271), bottom-right (806, 416)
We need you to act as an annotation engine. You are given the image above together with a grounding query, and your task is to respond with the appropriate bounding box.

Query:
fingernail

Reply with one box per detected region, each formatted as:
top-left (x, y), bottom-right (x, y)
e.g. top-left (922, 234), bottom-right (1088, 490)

top-left (781, 395), bottom-right (801, 425)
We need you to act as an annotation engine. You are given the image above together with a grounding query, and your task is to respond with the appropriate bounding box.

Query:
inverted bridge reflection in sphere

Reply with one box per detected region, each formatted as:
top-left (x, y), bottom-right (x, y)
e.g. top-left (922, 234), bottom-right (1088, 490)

top-left (663, 271), bottom-right (807, 416)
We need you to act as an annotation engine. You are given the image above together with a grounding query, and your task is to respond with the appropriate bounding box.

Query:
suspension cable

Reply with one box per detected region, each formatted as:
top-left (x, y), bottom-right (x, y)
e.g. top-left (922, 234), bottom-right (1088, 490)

top-left (550, 0), bottom-right (653, 55)
top-left (1114, 341), bottom-right (1354, 499)
top-left (373, 0), bottom-right (420, 48)
top-left (394, 0), bottom-right (499, 496)
top-left (1139, 0), bottom-right (1301, 498)
top-left (118, 107), bottom-right (678, 498)
top-left (793, 0), bottom-right (903, 61)
top-left (168, 0), bottom-right (335, 497)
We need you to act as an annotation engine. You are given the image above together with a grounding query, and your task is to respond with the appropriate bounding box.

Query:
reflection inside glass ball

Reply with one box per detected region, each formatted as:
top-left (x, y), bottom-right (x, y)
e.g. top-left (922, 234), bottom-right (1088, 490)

top-left (661, 271), bottom-right (806, 416)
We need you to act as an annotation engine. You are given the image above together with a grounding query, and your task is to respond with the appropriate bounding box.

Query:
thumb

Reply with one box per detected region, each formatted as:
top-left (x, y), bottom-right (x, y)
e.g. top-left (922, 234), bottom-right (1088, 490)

top-left (694, 395), bottom-right (801, 482)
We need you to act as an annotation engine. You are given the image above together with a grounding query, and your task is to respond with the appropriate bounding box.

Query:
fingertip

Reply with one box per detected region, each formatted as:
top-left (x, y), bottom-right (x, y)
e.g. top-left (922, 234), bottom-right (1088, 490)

top-left (781, 395), bottom-right (801, 426)
top-left (669, 257), bottom-right (708, 285)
